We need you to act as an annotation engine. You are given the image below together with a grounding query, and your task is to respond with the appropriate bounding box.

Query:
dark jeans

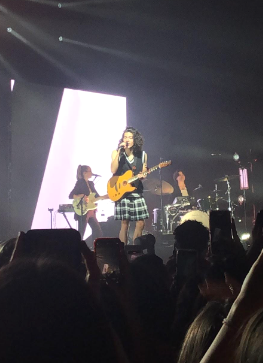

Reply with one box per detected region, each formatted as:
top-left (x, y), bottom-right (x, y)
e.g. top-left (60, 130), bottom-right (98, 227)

top-left (78, 215), bottom-right (103, 242)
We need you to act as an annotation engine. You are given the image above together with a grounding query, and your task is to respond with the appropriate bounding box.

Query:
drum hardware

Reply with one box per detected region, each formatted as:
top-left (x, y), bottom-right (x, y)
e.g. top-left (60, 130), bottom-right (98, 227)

top-left (172, 196), bottom-right (196, 209)
top-left (152, 205), bottom-right (180, 234)
top-left (214, 175), bottom-right (239, 183)
top-left (193, 184), bottom-right (203, 191)
top-left (225, 178), bottom-right (233, 215)
top-left (153, 206), bottom-right (175, 233)
top-left (165, 204), bottom-right (180, 216)
top-left (145, 158), bottom-right (173, 233)
top-left (153, 203), bottom-right (198, 234)
top-left (143, 178), bottom-right (174, 196)
top-left (152, 208), bottom-right (162, 232)
top-left (195, 180), bottom-right (233, 213)
top-left (214, 183), bottom-right (224, 210)
top-left (213, 177), bottom-right (237, 216)
top-left (197, 197), bottom-right (214, 212)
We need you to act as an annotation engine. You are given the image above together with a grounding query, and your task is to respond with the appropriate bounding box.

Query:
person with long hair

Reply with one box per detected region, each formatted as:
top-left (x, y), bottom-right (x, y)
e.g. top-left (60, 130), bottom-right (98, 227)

top-left (177, 301), bottom-right (231, 363)
top-left (69, 165), bottom-right (103, 241)
top-left (111, 127), bottom-right (149, 244)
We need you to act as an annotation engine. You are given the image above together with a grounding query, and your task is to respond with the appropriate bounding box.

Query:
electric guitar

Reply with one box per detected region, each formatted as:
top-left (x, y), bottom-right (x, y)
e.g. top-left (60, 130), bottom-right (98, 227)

top-left (107, 161), bottom-right (171, 202)
top-left (73, 193), bottom-right (108, 216)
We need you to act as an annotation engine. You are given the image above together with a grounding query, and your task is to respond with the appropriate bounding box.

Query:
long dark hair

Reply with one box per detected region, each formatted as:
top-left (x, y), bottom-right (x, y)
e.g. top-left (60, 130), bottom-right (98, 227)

top-left (238, 308), bottom-right (263, 363)
top-left (177, 301), bottom-right (231, 363)
top-left (118, 127), bottom-right (144, 155)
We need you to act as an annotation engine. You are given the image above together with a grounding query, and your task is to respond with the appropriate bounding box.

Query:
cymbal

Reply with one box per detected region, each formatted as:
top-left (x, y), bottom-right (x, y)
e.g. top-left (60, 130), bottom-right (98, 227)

top-left (143, 178), bottom-right (174, 195)
top-left (214, 175), bottom-right (239, 182)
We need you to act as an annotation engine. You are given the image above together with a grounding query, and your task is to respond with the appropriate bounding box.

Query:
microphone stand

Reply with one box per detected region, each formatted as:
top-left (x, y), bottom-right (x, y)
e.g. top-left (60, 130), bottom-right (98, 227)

top-left (225, 178), bottom-right (235, 218)
top-left (48, 208), bottom-right (53, 229)
top-left (159, 157), bottom-right (166, 233)
top-left (214, 184), bottom-right (219, 210)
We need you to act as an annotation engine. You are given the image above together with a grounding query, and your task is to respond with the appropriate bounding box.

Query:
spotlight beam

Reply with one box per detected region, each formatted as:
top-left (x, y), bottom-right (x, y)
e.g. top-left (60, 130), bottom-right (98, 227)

top-left (22, 0), bottom-right (60, 6)
top-left (0, 52), bottom-right (22, 80)
top-left (23, 0), bottom-right (125, 7)
top-left (0, 4), bottom-right (8, 13)
top-left (60, 0), bottom-right (126, 7)
top-left (8, 30), bottom-right (78, 81)
top-left (60, 36), bottom-right (172, 71)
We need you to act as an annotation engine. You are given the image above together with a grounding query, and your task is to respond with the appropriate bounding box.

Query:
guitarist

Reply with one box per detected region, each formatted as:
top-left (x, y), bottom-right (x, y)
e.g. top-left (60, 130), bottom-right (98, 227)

top-left (69, 165), bottom-right (103, 240)
top-left (111, 127), bottom-right (149, 244)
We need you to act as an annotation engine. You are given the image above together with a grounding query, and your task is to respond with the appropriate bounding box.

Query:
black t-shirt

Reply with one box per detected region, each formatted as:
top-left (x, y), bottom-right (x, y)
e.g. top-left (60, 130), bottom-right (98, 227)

top-left (114, 151), bottom-right (144, 195)
top-left (69, 179), bottom-right (99, 199)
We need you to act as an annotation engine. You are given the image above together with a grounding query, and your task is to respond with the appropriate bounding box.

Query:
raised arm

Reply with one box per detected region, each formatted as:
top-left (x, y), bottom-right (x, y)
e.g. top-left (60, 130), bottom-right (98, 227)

top-left (201, 244), bottom-right (263, 363)
top-left (111, 141), bottom-right (125, 174)
top-left (111, 149), bottom-right (120, 174)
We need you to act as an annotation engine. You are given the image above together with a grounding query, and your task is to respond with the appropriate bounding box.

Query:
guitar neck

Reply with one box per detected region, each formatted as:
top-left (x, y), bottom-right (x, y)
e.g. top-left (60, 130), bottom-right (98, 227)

top-left (128, 164), bottom-right (160, 184)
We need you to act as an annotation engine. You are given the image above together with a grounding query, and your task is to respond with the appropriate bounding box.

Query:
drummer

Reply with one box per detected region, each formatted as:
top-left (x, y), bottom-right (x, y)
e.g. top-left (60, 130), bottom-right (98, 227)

top-left (170, 171), bottom-right (199, 210)
top-left (173, 171), bottom-right (189, 197)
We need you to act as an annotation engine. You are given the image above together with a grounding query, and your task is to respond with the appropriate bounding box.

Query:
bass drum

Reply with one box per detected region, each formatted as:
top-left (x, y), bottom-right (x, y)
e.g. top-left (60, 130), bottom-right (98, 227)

top-left (180, 210), bottom-right (209, 229)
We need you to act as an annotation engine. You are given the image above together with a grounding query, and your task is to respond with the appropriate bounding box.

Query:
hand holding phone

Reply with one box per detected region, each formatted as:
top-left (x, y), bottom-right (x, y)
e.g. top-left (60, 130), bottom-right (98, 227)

top-left (252, 210), bottom-right (263, 243)
top-left (209, 210), bottom-right (232, 256)
top-left (94, 238), bottom-right (123, 282)
top-left (11, 229), bottom-right (83, 273)
top-left (176, 249), bottom-right (198, 279)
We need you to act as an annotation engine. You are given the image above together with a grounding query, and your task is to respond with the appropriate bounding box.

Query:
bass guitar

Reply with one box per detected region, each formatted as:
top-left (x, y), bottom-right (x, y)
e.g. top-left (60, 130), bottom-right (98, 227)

top-left (73, 193), bottom-right (108, 216)
top-left (107, 161), bottom-right (171, 202)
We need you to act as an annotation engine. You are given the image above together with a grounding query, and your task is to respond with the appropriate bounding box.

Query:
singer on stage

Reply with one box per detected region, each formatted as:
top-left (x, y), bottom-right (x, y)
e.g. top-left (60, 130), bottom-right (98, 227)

top-left (111, 127), bottom-right (149, 244)
top-left (69, 165), bottom-right (103, 241)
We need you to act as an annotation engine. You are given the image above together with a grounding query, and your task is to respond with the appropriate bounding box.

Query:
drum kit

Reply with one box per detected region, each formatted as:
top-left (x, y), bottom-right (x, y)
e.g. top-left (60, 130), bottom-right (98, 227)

top-left (144, 174), bottom-right (239, 234)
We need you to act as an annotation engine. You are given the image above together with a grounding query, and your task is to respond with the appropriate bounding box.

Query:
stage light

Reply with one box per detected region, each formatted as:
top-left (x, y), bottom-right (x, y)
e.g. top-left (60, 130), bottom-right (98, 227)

top-left (239, 168), bottom-right (249, 190)
top-left (59, 36), bottom-right (63, 42)
top-left (240, 233), bottom-right (250, 241)
top-left (32, 88), bottom-right (126, 239)
top-left (233, 152), bottom-right (239, 161)
top-left (58, 3), bottom-right (62, 8)
top-left (11, 79), bottom-right (15, 91)
top-left (7, 27), bottom-right (12, 33)
top-left (238, 195), bottom-right (244, 205)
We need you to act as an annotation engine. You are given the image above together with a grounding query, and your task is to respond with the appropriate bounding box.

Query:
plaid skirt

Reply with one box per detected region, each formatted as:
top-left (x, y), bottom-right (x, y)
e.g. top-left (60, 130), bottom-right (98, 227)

top-left (114, 196), bottom-right (149, 221)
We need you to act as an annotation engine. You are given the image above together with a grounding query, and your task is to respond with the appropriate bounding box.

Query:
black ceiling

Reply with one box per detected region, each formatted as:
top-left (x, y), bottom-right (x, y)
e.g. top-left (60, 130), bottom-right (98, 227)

top-left (0, 0), bottom-right (262, 92)
top-left (1, 0), bottom-right (263, 162)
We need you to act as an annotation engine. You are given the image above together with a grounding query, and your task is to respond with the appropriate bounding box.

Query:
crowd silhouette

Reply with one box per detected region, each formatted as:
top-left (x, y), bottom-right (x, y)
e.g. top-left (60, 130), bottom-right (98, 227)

top-left (0, 210), bottom-right (263, 363)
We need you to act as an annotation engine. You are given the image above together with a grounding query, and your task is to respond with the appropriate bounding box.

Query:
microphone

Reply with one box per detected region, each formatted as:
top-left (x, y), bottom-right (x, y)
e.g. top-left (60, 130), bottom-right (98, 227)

top-left (193, 184), bottom-right (202, 191)
top-left (92, 173), bottom-right (102, 177)
top-left (126, 142), bottom-right (129, 148)
top-left (118, 144), bottom-right (125, 151)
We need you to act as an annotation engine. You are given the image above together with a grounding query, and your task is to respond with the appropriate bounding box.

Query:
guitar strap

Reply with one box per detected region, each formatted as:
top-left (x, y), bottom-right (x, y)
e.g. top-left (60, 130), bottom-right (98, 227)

top-left (125, 153), bottom-right (144, 195)
top-left (86, 181), bottom-right (92, 194)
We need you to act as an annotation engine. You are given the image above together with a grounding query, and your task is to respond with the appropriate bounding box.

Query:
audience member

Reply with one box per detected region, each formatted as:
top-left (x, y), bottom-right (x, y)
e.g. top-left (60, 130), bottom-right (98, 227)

top-left (1, 208), bottom-right (262, 363)
top-left (177, 301), bottom-right (231, 363)
top-left (0, 258), bottom-right (126, 363)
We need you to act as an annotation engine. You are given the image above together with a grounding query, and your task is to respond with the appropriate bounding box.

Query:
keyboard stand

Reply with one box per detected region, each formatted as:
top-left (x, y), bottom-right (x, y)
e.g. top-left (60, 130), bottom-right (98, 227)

top-left (61, 212), bottom-right (73, 228)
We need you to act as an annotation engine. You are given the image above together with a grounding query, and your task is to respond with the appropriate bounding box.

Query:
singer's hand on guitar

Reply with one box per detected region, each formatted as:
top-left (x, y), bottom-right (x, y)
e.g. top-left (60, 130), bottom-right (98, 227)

top-left (137, 172), bottom-right (146, 179)
top-left (84, 196), bottom-right (89, 203)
